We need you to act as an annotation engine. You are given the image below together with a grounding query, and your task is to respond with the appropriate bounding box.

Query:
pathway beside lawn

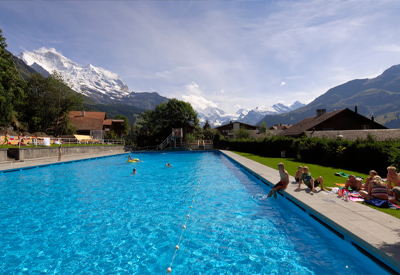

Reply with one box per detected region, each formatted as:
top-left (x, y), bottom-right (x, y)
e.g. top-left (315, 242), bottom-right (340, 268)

top-left (221, 150), bottom-right (400, 273)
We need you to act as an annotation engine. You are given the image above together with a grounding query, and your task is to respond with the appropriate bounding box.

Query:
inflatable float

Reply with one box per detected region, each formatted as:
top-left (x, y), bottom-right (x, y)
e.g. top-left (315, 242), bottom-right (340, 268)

top-left (127, 159), bottom-right (140, 163)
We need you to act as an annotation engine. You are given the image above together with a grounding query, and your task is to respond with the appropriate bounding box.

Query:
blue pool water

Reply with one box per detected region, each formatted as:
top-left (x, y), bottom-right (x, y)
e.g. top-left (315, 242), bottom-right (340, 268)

top-left (0, 152), bottom-right (390, 274)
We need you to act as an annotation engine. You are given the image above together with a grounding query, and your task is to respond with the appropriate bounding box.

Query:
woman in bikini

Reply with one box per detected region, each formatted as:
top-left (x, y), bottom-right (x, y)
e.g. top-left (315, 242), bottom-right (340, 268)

top-left (359, 175), bottom-right (388, 200)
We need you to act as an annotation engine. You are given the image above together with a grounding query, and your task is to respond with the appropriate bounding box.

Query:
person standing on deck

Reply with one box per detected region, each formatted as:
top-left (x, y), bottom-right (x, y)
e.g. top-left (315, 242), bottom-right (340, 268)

top-left (267, 163), bottom-right (289, 199)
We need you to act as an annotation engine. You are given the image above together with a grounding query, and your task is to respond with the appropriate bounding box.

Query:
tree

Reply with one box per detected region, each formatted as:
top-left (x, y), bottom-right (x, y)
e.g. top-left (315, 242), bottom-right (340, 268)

top-left (0, 29), bottom-right (26, 127)
top-left (24, 71), bottom-right (83, 134)
top-left (203, 120), bottom-right (211, 131)
top-left (141, 98), bottom-right (199, 140)
top-left (115, 115), bottom-right (129, 135)
top-left (260, 121), bottom-right (267, 133)
top-left (234, 127), bottom-right (253, 140)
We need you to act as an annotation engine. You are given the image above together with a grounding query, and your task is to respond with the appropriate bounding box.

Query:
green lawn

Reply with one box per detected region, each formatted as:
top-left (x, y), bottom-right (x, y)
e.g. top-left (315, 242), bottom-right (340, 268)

top-left (232, 151), bottom-right (400, 219)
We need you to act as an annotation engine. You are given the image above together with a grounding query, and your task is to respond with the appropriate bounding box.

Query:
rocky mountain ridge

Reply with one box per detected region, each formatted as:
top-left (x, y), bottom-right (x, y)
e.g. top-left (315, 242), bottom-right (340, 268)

top-left (258, 64), bottom-right (400, 128)
top-left (18, 48), bottom-right (168, 110)
top-left (196, 101), bottom-right (305, 127)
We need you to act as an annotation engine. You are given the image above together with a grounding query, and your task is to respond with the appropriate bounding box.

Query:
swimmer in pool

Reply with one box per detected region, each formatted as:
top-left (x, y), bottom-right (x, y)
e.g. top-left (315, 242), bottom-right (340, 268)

top-left (128, 155), bottom-right (133, 160)
top-left (166, 163), bottom-right (172, 167)
top-left (132, 168), bottom-right (136, 174)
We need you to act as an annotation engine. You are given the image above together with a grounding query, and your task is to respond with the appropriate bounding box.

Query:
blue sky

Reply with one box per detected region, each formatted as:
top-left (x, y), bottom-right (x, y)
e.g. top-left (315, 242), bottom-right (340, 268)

top-left (1, 0), bottom-right (400, 112)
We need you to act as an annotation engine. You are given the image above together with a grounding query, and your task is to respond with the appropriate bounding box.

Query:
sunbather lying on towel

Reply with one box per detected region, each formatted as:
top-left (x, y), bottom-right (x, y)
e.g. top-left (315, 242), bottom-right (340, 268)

top-left (345, 175), bottom-right (363, 191)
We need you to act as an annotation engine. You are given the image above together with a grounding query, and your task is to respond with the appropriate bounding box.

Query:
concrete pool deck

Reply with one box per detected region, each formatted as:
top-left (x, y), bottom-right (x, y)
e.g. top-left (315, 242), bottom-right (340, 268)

top-left (0, 149), bottom-right (126, 171)
top-left (221, 150), bottom-right (400, 274)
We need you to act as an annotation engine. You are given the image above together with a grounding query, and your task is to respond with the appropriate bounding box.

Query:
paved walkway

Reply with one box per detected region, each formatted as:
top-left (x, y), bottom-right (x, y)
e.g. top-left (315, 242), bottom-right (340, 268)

top-left (221, 150), bottom-right (400, 273)
top-left (0, 149), bottom-right (127, 172)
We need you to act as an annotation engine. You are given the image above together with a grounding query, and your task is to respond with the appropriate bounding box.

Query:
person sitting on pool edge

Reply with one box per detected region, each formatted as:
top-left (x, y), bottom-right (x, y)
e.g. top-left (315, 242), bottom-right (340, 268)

top-left (298, 166), bottom-right (325, 192)
top-left (295, 165), bottom-right (302, 182)
top-left (267, 162), bottom-right (289, 199)
top-left (345, 174), bottom-right (363, 191)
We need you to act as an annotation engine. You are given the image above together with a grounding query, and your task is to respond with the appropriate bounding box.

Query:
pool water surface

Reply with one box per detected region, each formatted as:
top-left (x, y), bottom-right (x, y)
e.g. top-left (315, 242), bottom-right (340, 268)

top-left (0, 152), bottom-right (390, 274)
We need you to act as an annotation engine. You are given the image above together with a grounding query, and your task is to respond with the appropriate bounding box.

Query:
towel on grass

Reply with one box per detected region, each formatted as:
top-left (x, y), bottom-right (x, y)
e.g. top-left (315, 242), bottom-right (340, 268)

top-left (335, 172), bottom-right (363, 180)
top-left (364, 198), bottom-right (400, 209)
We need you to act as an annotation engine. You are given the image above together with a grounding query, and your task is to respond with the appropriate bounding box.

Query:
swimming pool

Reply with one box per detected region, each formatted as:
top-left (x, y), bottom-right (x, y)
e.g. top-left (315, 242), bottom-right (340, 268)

top-left (0, 151), bottom-right (390, 274)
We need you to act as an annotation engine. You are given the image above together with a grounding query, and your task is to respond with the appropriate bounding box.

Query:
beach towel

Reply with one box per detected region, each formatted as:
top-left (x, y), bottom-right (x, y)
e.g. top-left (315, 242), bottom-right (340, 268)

top-left (364, 198), bottom-right (399, 209)
top-left (335, 172), bottom-right (363, 180)
top-left (349, 197), bottom-right (364, 202)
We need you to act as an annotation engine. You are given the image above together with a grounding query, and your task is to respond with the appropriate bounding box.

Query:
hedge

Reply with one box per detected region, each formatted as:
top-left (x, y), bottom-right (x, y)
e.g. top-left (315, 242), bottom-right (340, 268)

top-left (215, 135), bottom-right (398, 176)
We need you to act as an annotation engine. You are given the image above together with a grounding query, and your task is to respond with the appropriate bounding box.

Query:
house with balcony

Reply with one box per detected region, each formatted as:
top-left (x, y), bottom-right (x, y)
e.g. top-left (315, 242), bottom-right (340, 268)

top-left (214, 121), bottom-right (259, 139)
top-left (68, 111), bottom-right (125, 137)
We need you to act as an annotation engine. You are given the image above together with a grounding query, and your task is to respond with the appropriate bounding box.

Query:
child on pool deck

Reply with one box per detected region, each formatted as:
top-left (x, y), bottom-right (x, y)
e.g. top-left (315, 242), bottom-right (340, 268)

top-left (298, 166), bottom-right (325, 192)
top-left (295, 166), bottom-right (302, 182)
top-left (267, 162), bottom-right (289, 199)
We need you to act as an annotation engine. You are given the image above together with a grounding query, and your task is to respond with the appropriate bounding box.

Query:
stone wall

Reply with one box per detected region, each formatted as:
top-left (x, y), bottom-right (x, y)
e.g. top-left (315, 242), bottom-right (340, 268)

top-left (0, 149), bottom-right (7, 162)
top-left (8, 145), bottom-right (125, 160)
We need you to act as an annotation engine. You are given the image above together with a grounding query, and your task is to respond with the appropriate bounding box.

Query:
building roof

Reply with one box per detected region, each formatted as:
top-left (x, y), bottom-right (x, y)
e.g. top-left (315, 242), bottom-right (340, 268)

top-left (103, 119), bottom-right (113, 126)
top-left (281, 109), bottom-right (346, 136)
top-left (281, 108), bottom-right (386, 137)
top-left (214, 121), bottom-right (258, 130)
top-left (305, 129), bottom-right (400, 141)
top-left (69, 111), bottom-right (107, 130)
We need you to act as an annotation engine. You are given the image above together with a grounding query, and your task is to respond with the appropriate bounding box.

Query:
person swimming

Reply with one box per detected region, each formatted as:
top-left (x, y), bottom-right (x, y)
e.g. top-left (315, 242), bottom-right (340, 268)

top-left (132, 168), bottom-right (136, 174)
top-left (166, 163), bottom-right (172, 167)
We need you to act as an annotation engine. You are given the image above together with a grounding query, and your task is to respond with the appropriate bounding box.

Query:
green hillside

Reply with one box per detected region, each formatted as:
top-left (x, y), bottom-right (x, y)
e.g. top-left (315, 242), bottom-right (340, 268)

top-left (83, 102), bottom-right (144, 124)
top-left (259, 64), bottom-right (400, 128)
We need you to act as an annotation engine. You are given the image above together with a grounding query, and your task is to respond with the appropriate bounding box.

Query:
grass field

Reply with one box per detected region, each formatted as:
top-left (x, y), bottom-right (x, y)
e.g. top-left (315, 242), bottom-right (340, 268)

top-left (232, 151), bottom-right (400, 219)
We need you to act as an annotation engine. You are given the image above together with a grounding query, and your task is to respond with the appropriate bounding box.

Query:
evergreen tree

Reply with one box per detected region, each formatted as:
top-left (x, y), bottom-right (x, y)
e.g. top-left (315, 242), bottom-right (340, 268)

top-left (115, 115), bottom-right (129, 135)
top-left (0, 29), bottom-right (26, 127)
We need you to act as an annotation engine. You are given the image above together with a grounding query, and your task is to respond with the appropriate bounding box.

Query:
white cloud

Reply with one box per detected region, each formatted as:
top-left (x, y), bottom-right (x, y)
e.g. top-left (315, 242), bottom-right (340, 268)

top-left (182, 94), bottom-right (218, 110)
top-left (280, 82), bottom-right (286, 86)
top-left (374, 44), bottom-right (400, 53)
top-left (234, 104), bottom-right (241, 108)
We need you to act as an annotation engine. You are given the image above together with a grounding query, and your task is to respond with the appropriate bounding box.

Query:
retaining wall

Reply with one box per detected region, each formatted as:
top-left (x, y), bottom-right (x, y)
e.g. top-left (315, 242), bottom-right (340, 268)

top-left (0, 149), bottom-right (7, 162)
top-left (8, 146), bottom-right (125, 160)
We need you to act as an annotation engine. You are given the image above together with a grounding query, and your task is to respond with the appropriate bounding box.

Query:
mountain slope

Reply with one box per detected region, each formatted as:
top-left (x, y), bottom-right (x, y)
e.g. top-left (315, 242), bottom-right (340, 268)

top-left (18, 48), bottom-right (169, 110)
top-left (12, 52), bottom-right (144, 124)
top-left (259, 65), bottom-right (400, 128)
top-left (196, 101), bottom-right (305, 127)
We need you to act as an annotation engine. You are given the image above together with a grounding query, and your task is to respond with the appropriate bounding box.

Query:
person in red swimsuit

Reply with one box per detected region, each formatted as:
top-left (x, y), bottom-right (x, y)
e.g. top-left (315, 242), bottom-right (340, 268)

top-left (267, 162), bottom-right (289, 199)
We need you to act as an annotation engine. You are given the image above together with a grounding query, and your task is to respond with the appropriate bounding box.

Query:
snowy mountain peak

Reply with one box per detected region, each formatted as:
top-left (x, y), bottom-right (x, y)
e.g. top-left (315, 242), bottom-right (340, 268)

top-left (18, 48), bottom-right (130, 102)
top-left (196, 101), bottom-right (305, 128)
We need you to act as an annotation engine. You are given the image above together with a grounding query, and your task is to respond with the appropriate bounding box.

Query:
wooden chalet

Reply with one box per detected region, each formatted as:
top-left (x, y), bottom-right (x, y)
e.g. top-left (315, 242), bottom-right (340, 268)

top-left (281, 108), bottom-right (387, 138)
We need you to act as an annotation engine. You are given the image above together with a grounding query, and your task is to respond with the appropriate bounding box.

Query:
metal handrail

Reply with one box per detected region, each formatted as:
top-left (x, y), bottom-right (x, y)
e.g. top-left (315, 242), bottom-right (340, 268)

top-left (158, 133), bottom-right (173, 151)
top-left (17, 137), bottom-right (125, 148)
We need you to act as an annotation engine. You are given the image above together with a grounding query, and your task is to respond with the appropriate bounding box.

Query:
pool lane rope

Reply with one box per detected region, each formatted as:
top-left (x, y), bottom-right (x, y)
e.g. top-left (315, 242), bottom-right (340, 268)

top-left (167, 153), bottom-right (208, 274)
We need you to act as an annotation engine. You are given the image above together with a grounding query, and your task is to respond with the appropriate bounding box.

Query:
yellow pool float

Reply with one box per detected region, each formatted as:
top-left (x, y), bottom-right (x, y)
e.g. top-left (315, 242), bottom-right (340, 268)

top-left (127, 158), bottom-right (140, 163)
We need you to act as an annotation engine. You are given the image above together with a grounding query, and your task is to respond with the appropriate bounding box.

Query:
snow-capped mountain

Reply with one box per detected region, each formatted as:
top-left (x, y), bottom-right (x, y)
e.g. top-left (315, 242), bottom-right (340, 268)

top-left (197, 101), bottom-right (305, 128)
top-left (18, 48), bottom-right (168, 109)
